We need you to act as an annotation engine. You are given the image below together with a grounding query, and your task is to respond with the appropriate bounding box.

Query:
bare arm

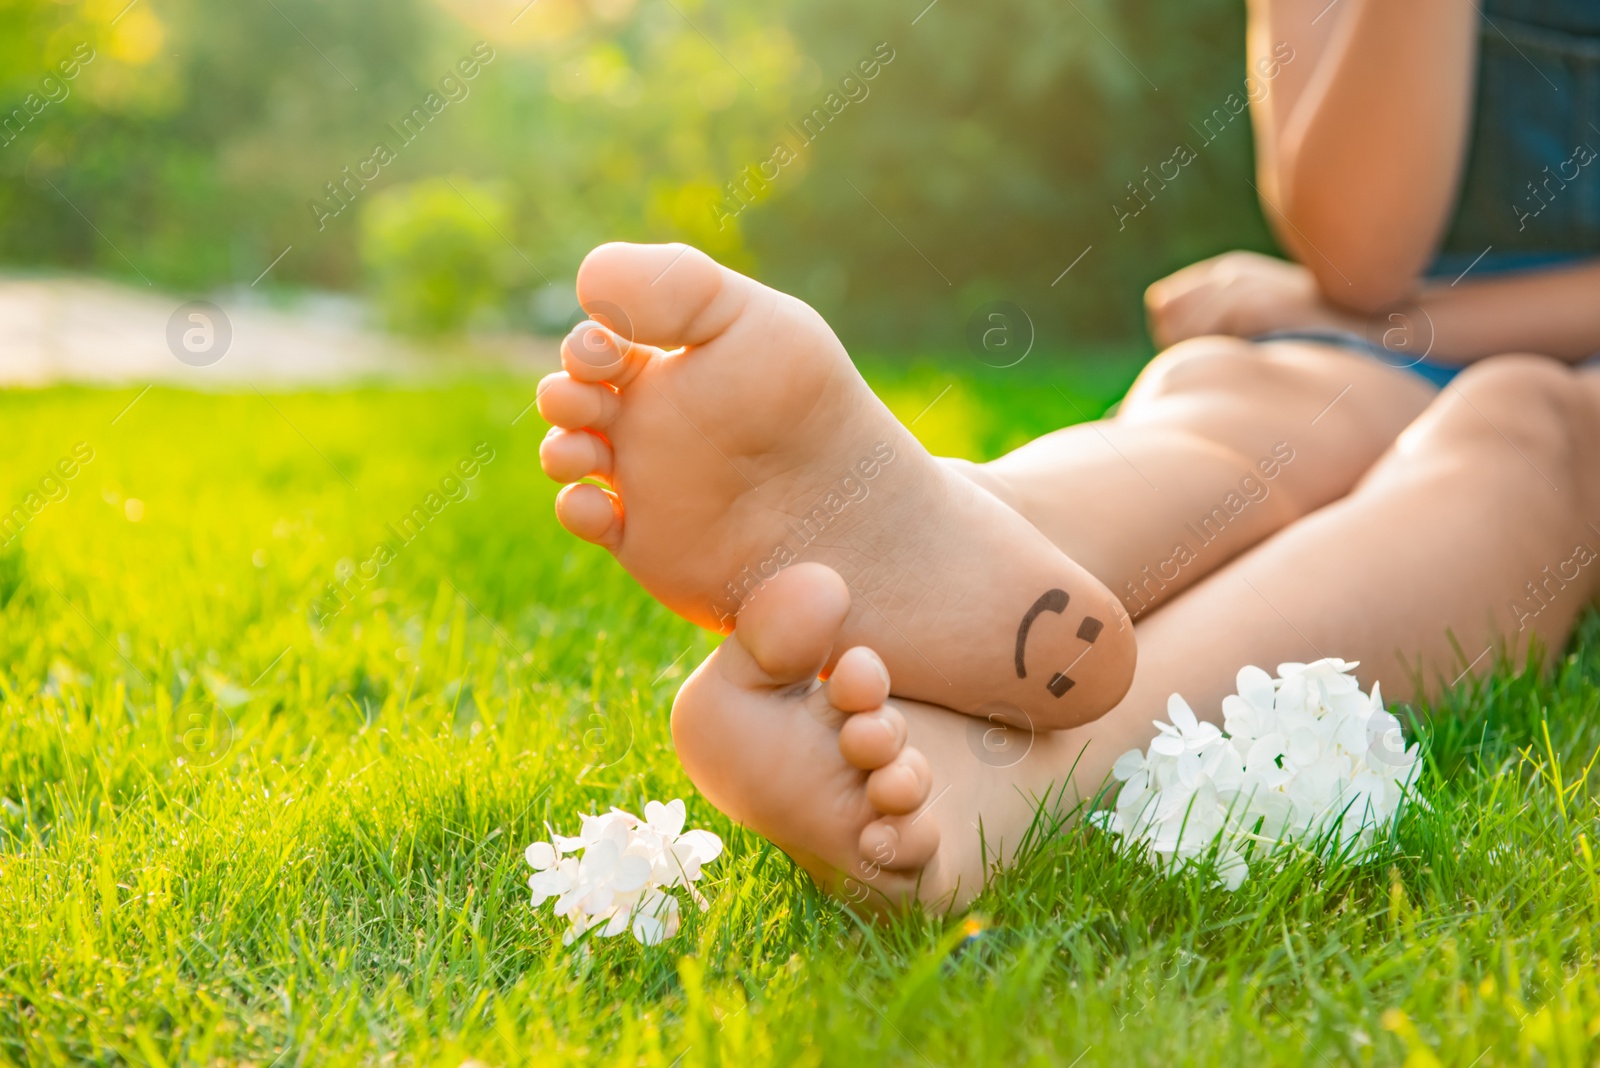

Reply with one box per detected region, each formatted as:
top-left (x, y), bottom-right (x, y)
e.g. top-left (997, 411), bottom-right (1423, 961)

top-left (1147, 251), bottom-right (1600, 364)
top-left (1407, 261), bottom-right (1600, 364)
top-left (1248, 0), bottom-right (1479, 312)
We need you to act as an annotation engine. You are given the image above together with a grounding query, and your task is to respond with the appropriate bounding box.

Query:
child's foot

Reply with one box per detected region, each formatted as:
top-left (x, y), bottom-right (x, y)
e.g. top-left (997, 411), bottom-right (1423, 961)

top-left (539, 241), bottom-right (1134, 730)
top-left (671, 563), bottom-right (1062, 913)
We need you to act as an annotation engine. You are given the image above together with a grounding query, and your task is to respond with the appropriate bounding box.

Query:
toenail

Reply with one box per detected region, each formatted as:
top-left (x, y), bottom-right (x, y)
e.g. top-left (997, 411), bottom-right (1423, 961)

top-left (865, 826), bottom-right (898, 856)
top-left (568, 333), bottom-right (615, 372)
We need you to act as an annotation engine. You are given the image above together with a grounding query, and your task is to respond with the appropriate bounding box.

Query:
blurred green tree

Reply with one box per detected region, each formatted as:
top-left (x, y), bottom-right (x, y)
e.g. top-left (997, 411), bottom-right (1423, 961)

top-left (360, 176), bottom-right (517, 334)
top-left (0, 0), bottom-right (1274, 351)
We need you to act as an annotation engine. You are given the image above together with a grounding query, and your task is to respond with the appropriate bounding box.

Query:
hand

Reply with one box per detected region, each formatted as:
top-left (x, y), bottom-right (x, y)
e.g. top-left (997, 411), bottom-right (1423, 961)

top-left (1144, 250), bottom-right (1367, 349)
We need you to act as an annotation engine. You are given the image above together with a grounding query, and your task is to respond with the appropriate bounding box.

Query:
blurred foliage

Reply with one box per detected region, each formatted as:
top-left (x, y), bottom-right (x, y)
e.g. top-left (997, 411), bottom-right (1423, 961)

top-left (360, 176), bottom-right (518, 333)
top-left (0, 0), bottom-right (1274, 347)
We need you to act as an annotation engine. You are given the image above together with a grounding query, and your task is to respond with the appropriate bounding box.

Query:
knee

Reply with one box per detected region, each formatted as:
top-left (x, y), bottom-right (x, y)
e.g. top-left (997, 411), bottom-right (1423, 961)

top-left (1418, 355), bottom-right (1593, 470)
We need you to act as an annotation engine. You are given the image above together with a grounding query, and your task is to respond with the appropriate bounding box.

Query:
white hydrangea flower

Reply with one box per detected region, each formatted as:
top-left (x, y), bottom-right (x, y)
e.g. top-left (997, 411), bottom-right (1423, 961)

top-left (1091, 658), bottom-right (1421, 890)
top-left (524, 799), bottom-right (722, 946)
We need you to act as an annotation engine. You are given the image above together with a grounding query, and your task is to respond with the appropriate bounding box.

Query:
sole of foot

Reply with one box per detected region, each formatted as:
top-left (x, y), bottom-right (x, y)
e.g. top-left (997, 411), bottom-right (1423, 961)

top-left (672, 562), bottom-right (1070, 915)
top-left (538, 241), bottom-right (1135, 730)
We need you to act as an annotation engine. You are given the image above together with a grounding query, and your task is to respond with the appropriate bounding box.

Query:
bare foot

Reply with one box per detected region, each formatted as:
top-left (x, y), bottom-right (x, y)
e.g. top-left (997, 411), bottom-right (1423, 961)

top-left (539, 241), bottom-right (1134, 730)
top-left (671, 563), bottom-right (1070, 913)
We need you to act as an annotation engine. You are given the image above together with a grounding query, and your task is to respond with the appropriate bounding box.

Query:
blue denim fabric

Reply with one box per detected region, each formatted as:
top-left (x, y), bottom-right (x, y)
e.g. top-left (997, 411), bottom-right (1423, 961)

top-left (1437, 0), bottom-right (1600, 263)
top-left (1253, 329), bottom-right (1469, 387)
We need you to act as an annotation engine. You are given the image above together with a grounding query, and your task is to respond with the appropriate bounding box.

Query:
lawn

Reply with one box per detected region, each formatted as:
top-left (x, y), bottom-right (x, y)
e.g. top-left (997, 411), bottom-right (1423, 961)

top-left (2, 362), bottom-right (1598, 1067)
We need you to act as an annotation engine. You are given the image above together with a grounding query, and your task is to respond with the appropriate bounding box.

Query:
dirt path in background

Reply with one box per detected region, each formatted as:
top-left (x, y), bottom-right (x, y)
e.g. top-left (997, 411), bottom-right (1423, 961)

top-left (0, 276), bottom-right (557, 388)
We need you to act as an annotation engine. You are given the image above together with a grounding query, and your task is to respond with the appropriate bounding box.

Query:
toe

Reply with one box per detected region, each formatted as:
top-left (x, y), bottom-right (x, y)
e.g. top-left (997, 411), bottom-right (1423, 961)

top-left (536, 373), bottom-right (621, 430)
top-left (562, 321), bottom-right (661, 387)
top-left (859, 812), bottom-right (940, 872)
top-left (576, 242), bottom-right (754, 349)
top-left (554, 483), bottom-right (623, 548)
top-left (865, 747), bottom-right (932, 815)
top-left (539, 428), bottom-right (613, 483)
top-left (728, 563), bottom-right (851, 688)
top-left (838, 705), bottom-right (907, 770)
top-left (826, 646), bottom-right (890, 712)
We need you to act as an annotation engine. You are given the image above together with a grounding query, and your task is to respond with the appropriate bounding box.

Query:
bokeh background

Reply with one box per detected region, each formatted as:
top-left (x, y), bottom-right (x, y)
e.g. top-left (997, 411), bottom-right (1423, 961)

top-left (1, 0), bottom-right (1273, 354)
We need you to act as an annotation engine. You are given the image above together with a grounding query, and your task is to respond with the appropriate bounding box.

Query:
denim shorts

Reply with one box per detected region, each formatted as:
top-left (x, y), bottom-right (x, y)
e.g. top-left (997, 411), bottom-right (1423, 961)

top-left (1251, 330), bottom-right (1469, 387)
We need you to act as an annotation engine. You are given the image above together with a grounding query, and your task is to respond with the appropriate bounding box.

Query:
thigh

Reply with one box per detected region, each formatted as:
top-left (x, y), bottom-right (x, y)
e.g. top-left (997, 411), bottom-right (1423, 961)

top-left (1114, 335), bottom-right (1440, 507)
top-left (1089, 355), bottom-right (1600, 749)
top-left (977, 337), bottom-right (1439, 619)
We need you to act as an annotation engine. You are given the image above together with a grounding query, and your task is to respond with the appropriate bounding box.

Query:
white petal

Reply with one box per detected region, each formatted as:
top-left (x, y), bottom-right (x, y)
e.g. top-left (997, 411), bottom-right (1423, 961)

top-left (525, 841), bottom-right (557, 870)
top-left (631, 892), bottom-right (680, 945)
top-left (1207, 751), bottom-right (1244, 794)
top-left (1111, 749), bottom-right (1148, 781)
top-left (581, 839), bottom-right (621, 878)
top-left (580, 884), bottom-right (615, 915)
top-left (1167, 693), bottom-right (1198, 733)
top-left (677, 829), bottom-right (723, 865)
top-left (1332, 710), bottom-right (1370, 754)
top-left (1150, 734), bottom-right (1185, 757)
top-left (612, 851), bottom-right (653, 893)
top-left (1236, 665), bottom-right (1275, 709)
top-left (529, 868), bottom-right (573, 896)
top-left (645, 799), bottom-right (687, 837)
top-left (597, 819), bottom-right (633, 851)
top-left (1221, 694), bottom-right (1265, 740)
top-left (554, 886), bottom-right (586, 916)
top-left (1287, 728), bottom-right (1321, 766)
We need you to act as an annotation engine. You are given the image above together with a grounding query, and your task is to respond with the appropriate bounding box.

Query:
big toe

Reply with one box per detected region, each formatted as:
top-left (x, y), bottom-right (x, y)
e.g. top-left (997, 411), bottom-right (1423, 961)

top-left (576, 242), bottom-right (753, 350)
top-left (725, 563), bottom-right (852, 688)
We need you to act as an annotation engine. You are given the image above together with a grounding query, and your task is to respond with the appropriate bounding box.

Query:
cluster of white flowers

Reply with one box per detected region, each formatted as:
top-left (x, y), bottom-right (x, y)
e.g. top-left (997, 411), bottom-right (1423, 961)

top-left (1090, 659), bottom-right (1421, 890)
top-left (525, 799), bottom-right (722, 945)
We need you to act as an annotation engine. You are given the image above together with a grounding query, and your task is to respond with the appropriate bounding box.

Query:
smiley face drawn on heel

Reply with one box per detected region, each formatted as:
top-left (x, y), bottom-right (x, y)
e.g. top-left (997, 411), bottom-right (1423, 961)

top-left (1015, 588), bottom-right (1104, 699)
top-left (1014, 589), bottom-right (1068, 677)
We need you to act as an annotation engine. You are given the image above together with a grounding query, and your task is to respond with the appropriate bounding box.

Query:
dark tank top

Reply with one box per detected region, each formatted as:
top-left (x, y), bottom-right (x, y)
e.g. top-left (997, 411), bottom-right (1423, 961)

top-left (1438, 0), bottom-right (1600, 271)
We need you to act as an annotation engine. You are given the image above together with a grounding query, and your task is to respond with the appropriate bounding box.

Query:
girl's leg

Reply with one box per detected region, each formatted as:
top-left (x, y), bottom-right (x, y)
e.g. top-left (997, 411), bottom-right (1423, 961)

top-left (1044, 353), bottom-right (1600, 787)
top-left (950, 335), bottom-right (1438, 620)
top-left (894, 353), bottom-right (1600, 904)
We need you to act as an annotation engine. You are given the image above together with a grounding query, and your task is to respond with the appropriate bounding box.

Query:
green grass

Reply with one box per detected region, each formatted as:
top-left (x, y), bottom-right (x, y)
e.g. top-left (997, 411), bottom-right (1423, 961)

top-left (2, 360), bottom-right (1598, 1067)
